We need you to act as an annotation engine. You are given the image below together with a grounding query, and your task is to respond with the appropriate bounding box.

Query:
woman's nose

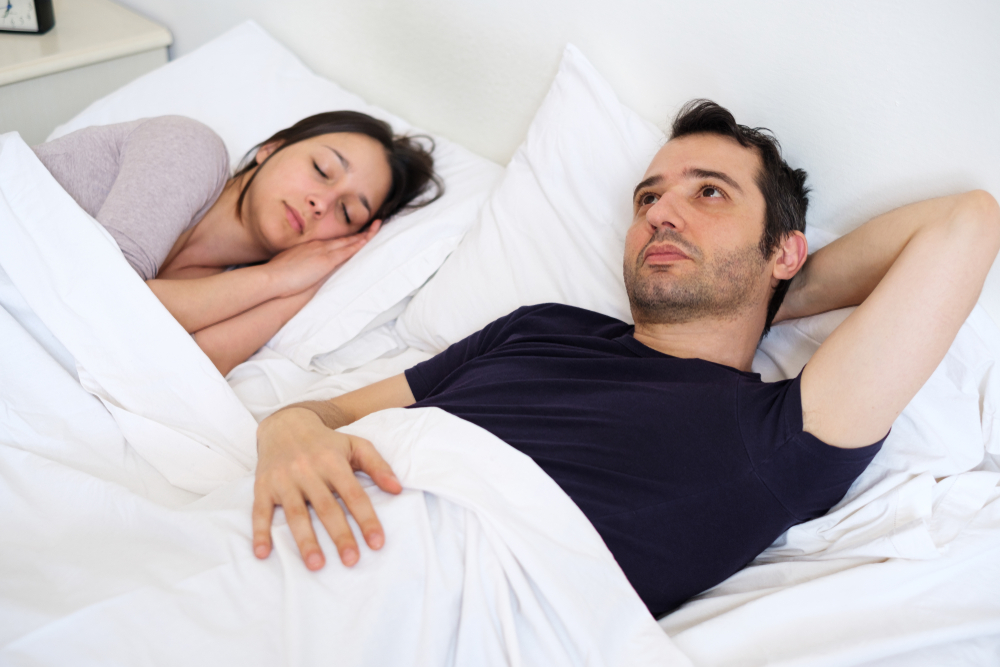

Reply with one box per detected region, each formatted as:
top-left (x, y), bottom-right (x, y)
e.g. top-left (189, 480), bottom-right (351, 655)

top-left (309, 178), bottom-right (352, 219)
top-left (307, 192), bottom-right (332, 218)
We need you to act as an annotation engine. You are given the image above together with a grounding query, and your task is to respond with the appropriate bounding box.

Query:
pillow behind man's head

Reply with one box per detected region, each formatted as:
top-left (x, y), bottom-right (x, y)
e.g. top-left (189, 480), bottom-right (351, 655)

top-left (396, 44), bottom-right (665, 352)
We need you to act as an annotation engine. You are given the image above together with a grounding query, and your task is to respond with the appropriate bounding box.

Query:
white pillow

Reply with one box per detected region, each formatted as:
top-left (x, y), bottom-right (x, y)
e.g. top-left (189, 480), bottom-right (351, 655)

top-left (50, 21), bottom-right (502, 370)
top-left (396, 44), bottom-right (664, 352)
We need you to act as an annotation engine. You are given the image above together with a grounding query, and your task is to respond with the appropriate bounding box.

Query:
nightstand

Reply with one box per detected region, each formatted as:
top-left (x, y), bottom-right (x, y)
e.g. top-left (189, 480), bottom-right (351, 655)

top-left (0, 0), bottom-right (171, 146)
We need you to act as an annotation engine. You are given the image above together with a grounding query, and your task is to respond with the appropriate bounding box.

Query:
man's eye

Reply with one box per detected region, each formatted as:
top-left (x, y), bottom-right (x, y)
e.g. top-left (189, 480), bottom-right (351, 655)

top-left (314, 162), bottom-right (327, 178)
top-left (639, 192), bottom-right (659, 207)
top-left (702, 186), bottom-right (723, 198)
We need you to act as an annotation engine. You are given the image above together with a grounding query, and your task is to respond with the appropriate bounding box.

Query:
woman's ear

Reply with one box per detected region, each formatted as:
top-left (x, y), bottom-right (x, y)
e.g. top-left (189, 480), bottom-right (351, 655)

top-left (771, 231), bottom-right (808, 284)
top-left (254, 140), bottom-right (282, 165)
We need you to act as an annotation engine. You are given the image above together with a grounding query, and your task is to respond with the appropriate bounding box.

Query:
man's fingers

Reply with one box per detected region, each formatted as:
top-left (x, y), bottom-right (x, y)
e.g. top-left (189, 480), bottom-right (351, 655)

top-left (324, 454), bottom-right (387, 553)
top-left (253, 417), bottom-right (395, 570)
top-left (251, 489), bottom-right (275, 559)
top-left (350, 435), bottom-right (403, 496)
top-left (281, 493), bottom-right (326, 571)
top-left (301, 474), bottom-right (361, 566)
top-left (345, 435), bottom-right (401, 550)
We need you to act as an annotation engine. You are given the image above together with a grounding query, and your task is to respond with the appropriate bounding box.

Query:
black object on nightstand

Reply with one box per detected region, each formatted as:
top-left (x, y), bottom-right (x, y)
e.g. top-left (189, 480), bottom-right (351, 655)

top-left (0, 0), bottom-right (55, 35)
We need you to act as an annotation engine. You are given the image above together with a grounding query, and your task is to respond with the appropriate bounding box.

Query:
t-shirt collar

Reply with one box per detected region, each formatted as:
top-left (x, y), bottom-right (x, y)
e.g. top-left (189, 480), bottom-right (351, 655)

top-left (616, 330), bottom-right (762, 379)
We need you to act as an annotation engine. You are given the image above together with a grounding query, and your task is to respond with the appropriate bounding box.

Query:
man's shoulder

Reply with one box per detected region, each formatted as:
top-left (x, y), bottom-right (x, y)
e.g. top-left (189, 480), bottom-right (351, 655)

top-left (736, 371), bottom-right (883, 464)
top-left (735, 371), bottom-right (800, 430)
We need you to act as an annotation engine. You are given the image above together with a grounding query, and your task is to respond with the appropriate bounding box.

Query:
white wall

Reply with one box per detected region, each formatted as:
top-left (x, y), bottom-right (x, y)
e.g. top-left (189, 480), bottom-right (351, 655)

top-left (115, 0), bottom-right (1000, 313)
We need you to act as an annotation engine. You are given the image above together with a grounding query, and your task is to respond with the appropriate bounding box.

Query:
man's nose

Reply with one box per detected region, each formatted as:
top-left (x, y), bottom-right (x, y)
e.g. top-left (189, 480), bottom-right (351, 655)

top-left (646, 193), bottom-right (684, 231)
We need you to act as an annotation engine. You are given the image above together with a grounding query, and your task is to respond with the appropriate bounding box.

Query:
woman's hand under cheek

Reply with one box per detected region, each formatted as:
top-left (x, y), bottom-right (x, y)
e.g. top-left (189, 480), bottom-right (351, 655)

top-left (266, 235), bottom-right (362, 296)
top-left (266, 220), bottom-right (382, 297)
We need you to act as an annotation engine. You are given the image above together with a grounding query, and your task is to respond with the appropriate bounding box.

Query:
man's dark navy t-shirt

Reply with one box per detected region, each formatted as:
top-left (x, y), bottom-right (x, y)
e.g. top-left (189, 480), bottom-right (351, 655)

top-left (404, 304), bottom-right (883, 616)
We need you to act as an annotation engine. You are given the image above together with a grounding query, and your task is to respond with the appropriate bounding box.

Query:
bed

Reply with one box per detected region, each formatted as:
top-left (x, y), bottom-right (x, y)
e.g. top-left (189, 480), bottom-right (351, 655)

top-left (2, 15), bottom-right (1000, 667)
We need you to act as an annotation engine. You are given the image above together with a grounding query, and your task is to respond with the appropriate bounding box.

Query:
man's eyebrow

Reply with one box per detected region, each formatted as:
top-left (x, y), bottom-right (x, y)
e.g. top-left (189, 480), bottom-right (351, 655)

top-left (633, 175), bottom-right (662, 202)
top-left (325, 146), bottom-right (371, 215)
top-left (686, 168), bottom-right (744, 194)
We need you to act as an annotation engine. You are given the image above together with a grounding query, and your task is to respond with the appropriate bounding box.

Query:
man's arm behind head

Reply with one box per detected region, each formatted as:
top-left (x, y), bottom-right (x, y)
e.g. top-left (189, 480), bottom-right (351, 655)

top-left (796, 190), bottom-right (1000, 448)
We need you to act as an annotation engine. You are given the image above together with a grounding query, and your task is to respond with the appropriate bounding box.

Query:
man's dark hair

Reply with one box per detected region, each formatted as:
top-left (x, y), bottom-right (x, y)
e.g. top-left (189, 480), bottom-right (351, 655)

top-left (670, 100), bottom-right (809, 336)
top-left (234, 110), bottom-right (443, 229)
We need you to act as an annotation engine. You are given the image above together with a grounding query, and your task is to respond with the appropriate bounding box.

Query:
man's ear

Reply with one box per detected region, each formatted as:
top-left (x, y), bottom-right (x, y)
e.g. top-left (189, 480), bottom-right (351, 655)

top-left (771, 231), bottom-right (808, 284)
top-left (254, 140), bottom-right (282, 165)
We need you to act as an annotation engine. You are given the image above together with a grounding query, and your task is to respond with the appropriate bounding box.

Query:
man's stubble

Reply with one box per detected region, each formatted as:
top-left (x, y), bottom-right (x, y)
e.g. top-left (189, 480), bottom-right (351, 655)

top-left (624, 228), bottom-right (768, 326)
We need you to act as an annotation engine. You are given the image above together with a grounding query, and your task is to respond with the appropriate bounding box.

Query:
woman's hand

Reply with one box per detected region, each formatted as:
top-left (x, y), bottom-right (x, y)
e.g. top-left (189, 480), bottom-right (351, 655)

top-left (190, 222), bottom-right (381, 375)
top-left (267, 221), bottom-right (381, 297)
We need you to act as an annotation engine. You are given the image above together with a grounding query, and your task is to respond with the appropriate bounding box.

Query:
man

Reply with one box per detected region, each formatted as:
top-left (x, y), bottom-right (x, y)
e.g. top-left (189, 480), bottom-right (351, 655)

top-left (251, 100), bottom-right (1000, 616)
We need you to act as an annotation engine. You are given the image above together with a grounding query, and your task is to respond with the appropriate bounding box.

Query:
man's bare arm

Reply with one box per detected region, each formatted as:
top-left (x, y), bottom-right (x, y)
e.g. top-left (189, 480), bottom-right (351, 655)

top-left (253, 374), bottom-right (416, 568)
top-left (278, 373), bottom-right (417, 430)
top-left (774, 194), bottom-right (984, 324)
top-left (797, 190), bottom-right (1000, 448)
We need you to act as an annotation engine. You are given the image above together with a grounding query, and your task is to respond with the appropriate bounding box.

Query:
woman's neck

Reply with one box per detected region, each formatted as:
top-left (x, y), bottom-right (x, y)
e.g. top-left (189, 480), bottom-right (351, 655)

top-left (161, 174), bottom-right (271, 273)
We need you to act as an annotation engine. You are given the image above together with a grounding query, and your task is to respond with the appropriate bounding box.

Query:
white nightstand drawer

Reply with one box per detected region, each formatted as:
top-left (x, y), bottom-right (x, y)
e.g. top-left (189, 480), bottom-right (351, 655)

top-left (0, 0), bottom-right (172, 145)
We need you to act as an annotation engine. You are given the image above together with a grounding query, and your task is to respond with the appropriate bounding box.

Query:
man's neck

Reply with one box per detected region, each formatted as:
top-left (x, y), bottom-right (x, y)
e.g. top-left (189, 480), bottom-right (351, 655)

top-left (631, 311), bottom-right (765, 372)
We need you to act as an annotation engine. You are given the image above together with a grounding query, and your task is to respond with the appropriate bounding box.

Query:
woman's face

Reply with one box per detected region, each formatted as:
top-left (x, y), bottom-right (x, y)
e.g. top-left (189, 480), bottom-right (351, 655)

top-left (244, 132), bottom-right (393, 253)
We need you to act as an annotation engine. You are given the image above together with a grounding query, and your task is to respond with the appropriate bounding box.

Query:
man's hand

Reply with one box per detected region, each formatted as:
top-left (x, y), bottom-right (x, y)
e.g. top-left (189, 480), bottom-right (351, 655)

top-left (253, 406), bottom-right (403, 569)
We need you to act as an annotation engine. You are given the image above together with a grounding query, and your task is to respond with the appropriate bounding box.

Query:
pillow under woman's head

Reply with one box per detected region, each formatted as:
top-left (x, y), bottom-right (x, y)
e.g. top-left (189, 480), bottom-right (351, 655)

top-left (51, 21), bottom-right (502, 371)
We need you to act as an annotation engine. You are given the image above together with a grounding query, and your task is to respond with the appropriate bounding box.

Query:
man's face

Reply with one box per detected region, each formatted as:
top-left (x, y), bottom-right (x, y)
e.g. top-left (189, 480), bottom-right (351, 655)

top-left (623, 133), bottom-right (772, 325)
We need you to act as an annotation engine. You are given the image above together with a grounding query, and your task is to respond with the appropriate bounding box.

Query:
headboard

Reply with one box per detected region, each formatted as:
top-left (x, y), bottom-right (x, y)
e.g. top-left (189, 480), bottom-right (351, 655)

top-left (114, 0), bottom-right (1000, 322)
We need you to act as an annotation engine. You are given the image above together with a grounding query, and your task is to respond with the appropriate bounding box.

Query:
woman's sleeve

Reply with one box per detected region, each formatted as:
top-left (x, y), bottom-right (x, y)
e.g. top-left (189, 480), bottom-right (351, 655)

top-left (92, 116), bottom-right (230, 280)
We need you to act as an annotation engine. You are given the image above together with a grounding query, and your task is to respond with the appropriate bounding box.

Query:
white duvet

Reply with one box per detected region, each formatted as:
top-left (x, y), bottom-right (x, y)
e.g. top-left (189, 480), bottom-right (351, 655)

top-left (4, 125), bottom-right (1000, 667)
top-left (0, 132), bottom-right (686, 665)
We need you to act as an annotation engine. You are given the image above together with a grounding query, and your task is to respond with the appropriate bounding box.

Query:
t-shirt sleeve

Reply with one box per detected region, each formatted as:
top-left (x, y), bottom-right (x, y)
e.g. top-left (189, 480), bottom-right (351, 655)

top-left (98, 116), bottom-right (230, 280)
top-left (738, 372), bottom-right (884, 521)
top-left (405, 305), bottom-right (547, 401)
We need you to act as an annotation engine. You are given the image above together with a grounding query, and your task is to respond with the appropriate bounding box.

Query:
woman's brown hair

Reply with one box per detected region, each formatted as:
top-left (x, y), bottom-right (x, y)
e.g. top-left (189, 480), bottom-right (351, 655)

top-left (234, 110), bottom-right (443, 228)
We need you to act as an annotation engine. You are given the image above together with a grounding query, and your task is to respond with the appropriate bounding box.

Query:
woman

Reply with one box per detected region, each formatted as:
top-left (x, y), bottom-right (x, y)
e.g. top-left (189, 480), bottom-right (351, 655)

top-left (34, 112), bottom-right (441, 375)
